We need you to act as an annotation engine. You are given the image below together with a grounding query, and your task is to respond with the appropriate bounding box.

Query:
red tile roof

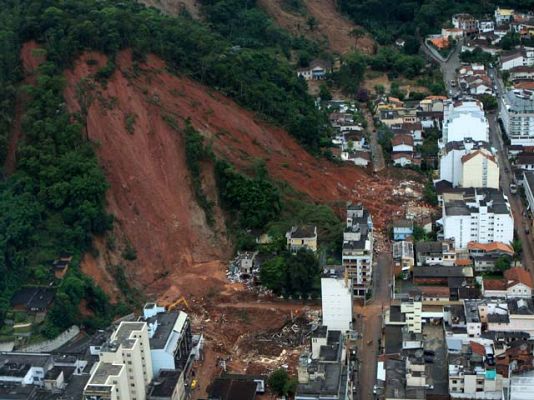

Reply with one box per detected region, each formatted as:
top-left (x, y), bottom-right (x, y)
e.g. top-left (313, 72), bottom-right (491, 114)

top-left (467, 242), bottom-right (514, 255)
top-left (391, 134), bottom-right (414, 147)
top-left (461, 150), bottom-right (496, 164)
top-left (483, 278), bottom-right (507, 291)
top-left (470, 341), bottom-right (486, 356)
top-left (504, 267), bottom-right (534, 289)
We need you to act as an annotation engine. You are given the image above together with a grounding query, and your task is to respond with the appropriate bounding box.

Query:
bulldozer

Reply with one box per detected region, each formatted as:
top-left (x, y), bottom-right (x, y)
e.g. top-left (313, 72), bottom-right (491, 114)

top-left (164, 296), bottom-right (191, 312)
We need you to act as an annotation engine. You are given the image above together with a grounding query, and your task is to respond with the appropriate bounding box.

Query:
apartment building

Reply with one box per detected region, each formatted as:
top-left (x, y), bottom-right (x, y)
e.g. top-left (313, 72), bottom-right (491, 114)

top-left (392, 240), bottom-right (414, 279)
top-left (321, 266), bottom-right (353, 332)
top-left (342, 203), bottom-right (373, 297)
top-left (441, 188), bottom-right (514, 249)
top-left (415, 240), bottom-right (456, 266)
top-left (84, 322), bottom-right (153, 400)
top-left (439, 140), bottom-right (498, 188)
top-left (441, 100), bottom-right (489, 146)
top-left (500, 89), bottom-right (534, 146)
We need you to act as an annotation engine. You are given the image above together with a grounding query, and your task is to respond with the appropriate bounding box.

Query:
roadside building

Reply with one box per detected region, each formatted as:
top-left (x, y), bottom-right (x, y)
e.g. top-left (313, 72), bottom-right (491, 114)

top-left (523, 171), bottom-right (534, 213)
top-left (509, 65), bottom-right (534, 81)
top-left (342, 203), bottom-right (373, 297)
top-left (295, 328), bottom-right (350, 400)
top-left (439, 140), bottom-right (497, 188)
top-left (468, 241), bottom-right (514, 273)
top-left (321, 266), bottom-right (353, 332)
top-left (516, 152), bottom-right (534, 170)
top-left (500, 89), bottom-right (534, 146)
top-left (413, 266), bottom-right (473, 285)
top-left (415, 240), bottom-right (456, 266)
top-left (441, 100), bottom-right (489, 146)
top-left (495, 7), bottom-right (514, 25)
top-left (441, 189), bottom-right (514, 249)
top-left (478, 19), bottom-right (495, 33)
top-left (286, 225), bottom-right (318, 253)
top-left (452, 13), bottom-right (477, 34)
top-left (482, 268), bottom-right (533, 298)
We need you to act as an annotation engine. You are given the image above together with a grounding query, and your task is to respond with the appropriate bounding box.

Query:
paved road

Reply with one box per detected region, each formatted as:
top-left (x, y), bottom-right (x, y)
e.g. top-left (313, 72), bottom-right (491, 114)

top-left (488, 111), bottom-right (534, 273)
top-left (362, 105), bottom-right (385, 172)
top-left (421, 40), bottom-right (462, 96)
top-left (355, 252), bottom-right (392, 400)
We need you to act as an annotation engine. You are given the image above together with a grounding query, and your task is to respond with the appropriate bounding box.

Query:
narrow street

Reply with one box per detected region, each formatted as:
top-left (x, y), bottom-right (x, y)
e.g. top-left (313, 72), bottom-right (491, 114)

top-left (488, 112), bottom-right (534, 273)
top-left (362, 104), bottom-right (385, 172)
top-left (355, 253), bottom-right (393, 400)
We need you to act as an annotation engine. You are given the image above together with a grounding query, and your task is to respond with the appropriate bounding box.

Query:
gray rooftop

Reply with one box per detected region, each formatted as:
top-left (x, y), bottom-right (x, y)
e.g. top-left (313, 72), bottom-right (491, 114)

top-left (88, 362), bottom-right (123, 386)
top-left (503, 89), bottom-right (534, 113)
top-left (147, 311), bottom-right (180, 350)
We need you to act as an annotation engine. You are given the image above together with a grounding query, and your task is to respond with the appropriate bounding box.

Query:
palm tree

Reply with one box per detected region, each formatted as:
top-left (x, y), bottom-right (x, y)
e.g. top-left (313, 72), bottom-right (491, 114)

top-left (511, 239), bottom-right (523, 267)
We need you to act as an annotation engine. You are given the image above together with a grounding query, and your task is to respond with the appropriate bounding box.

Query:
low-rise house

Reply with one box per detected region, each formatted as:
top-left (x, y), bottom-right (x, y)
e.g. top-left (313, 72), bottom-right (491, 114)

top-left (478, 19), bottom-right (495, 33)
top-left (231, 251), bottom-right (258, 276)
top-left (495, 7), bottom-right (514, 25)
top-left (207, 375), bottom-right (259, 400)
top-left (286, 225), bottom-right (318, 253)
top-left (509, 65), bottom-right (534, 81)
top-left (412, 266), bottom-right (473, 285)
top-left (482, 267), bottom-right (533, 299)
top-left (468, 241), bottom-right (514, 272)
top-left (410, 286), bottom-right (450, 302)
top-left (393, 241), bottom-right (414, 279)
top-left (10, 287), bottom-right (55, 313)
top-left (392, 219), bottom-right (413, 241)
top-left (392, 152), bottom-right (419, 167)
top-left (516, 152), bottom-right (534, 170)
top-left (392, 122), bottom-right (423, 145)
top-left (452, 13), bottom-right (477, 34)
top-left (391, 134), bottom-right (414, 153)
top-left (441, 28), bottom-right (464, 40)
top-left (501, 48), bottom-right (529, 70)
top-left (415, 240), bottom-right (456, 266)
top-left (341, 149), bottom-right (371, 167)
top-left (297, 59), bottom-right (332, 80)
top-left (52, 255), bottom-right (72, 279)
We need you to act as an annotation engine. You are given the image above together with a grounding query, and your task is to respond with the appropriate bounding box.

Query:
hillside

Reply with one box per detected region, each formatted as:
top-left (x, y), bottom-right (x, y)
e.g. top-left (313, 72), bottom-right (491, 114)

top-left (63, 50), bottom-right (408, 301)
top-left (258, 0), bottom-right (375, 55)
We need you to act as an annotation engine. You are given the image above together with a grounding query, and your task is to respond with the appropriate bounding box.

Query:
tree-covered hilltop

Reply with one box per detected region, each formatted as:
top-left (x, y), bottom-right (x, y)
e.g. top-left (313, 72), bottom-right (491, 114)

top-left (0, 0), bottom-right (332, 335)
top-left (338, 0), bottom-right (534, 45)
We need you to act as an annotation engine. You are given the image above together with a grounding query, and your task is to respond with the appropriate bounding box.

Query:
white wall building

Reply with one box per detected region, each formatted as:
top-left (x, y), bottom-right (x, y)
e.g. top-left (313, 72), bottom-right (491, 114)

top-left (442, 189), bottom-right (514, 249)
top-left (500, 89), bottom-right (534, 146)
top-left (439, 140), bottom-right (498, 188)
top-left (85, 321), bottom-right (153, 400)
top-left (441, 101), bottom-right (489, 146)
top-left (343, 203), bottom-right (373, 298)
top-left (321, 267), bottom-right (353, 332)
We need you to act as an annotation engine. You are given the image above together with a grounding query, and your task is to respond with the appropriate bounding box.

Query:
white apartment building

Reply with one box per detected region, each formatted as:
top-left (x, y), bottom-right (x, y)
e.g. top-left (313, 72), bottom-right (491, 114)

top-left (142, 303), bottom-right (193, 377)
top-left (500, 89), bottom-right (534, 146)
top-left (84, 322), bottom-right (153, 400)
top-left (441, 100), bottom-right (489, 146)
top-left (342, 203), bottom-right (373, 298)
top-left (321, 266), bottom-right (353, 332)
top-left (439, 140), bottom-right (498, 188)
top-left (442, 189), bottom-right (514, 249)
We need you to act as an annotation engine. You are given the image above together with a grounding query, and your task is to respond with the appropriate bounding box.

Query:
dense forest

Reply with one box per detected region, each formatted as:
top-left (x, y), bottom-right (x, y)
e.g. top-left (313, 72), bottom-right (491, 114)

top-left (338, 0), bottom-right (534, 44)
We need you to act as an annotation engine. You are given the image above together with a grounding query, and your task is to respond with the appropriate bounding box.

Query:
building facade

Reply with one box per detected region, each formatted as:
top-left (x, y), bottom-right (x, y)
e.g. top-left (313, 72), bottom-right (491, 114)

top-left (500, 89), bottom-right (534, 146)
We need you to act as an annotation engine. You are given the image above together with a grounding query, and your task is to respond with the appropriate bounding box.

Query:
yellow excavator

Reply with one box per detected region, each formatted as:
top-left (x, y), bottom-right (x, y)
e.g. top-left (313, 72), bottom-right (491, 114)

top-left (164, 296), bottom-right (191, 312)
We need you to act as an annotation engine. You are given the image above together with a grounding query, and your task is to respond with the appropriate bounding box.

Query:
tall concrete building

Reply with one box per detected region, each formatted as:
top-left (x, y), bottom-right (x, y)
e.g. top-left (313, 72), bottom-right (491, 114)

top-left (321, 266), bottom-right (353, 332)
top-left (441, 100), bottom-right (489, 146)
top-left (342, 203), bottom-right (373, 298)
top-left (500, 89), bottom-right (534, 146)
top-left (84, 322), bottom-right (153, 400)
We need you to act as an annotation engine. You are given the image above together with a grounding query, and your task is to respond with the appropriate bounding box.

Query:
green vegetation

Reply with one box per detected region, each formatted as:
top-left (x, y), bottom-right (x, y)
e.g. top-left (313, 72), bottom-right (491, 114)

top-left (423, 177), bottom-right (439, 207)
top-left (268, 368), bottom-right (297, 397)
top-left (183, 120), bottom-right (215, 225)
top-left (480, 94), bottom-right (498, 111)
top-left (338, 1), bottom-right (530, 45)
top-left (260, 249), bottom-right (320, 298)
top-left (511, 238), bottom-right (523, 266)
top-left (495, 256), bottom-right (511, 272)
top-left (459, 49), bottom-right (496, 66)
top-left (216, 160), bottom-right (281, 230)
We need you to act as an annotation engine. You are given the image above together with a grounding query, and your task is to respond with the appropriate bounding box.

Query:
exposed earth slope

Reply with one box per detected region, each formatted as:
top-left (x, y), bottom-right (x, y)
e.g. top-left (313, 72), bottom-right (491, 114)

top-left (63, 50), bottom-right (407, 300)
top-left (258, 0), bottom-right (375, 54)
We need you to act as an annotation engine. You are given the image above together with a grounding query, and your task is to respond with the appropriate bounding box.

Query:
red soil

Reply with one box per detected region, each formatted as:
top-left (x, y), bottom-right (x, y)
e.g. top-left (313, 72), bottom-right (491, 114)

top-left (4, 41), bottom-right (44, 173)
top-left (258, 0), bottom-right (375, 55)
top-left (63, 50), bottom-right (406, 300)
